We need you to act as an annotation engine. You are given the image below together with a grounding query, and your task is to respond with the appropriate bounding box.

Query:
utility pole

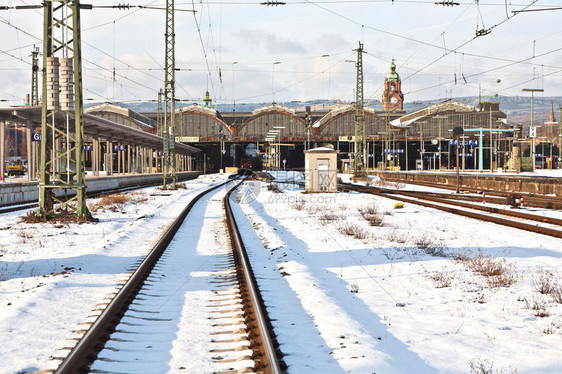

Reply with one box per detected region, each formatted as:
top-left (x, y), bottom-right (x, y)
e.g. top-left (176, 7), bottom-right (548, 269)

top-left (162, 0), bottom-right (176, 189)
top-left (157, 88), bottom-right (163, 136)
top-left (522, 88), bottom-right (544, 172)
top-left (559, 105), bottom-right (561, 167)
top-left (353, 42), bottom-right (366, 177)
top-left (37, 0), bottom-right (91, 219)
top-left (31, 46), bottom-right (40, 106)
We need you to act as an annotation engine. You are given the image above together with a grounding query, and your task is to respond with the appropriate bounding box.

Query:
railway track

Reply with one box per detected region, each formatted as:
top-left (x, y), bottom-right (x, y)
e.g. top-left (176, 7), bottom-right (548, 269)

top-left (341, 183), bottom-right (562, 239)
top-left (378, 176), bottom-right (562, 209)
top-left (54, 180), bottom-right (284, 373)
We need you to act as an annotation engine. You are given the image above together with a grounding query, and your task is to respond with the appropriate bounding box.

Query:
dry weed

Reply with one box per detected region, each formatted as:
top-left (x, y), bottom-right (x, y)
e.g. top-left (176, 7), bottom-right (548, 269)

top-left (456, 250), bottom-right (516, 288)
top-left (318, 212), bottom-right (340, 225)
top-left (363, 213), bottom-right (384, 226)
top-left (524, 297), bottom-right (550, 318)
top-left (350, 284), bottom-right (359, 293)
top-left (291, 201), bottom-right (305, 211)
top-left (549, 286), bottom-right (562, 304)
top-left (306, 204), bottom-right (322, 215)
top-left (89, 192), bottom-right (146, 213)
top-left (338, 223), bottom-right (369, 240)
top-left (359, 203), bottom-right (379, 216)
top-left (386, 228), bottom-right (407, 244)
top-left (414, 235), bottom-right (447, 257)
top-left (533, 271), bottom-right (557, 294)
top-left (429, 271), bottom-right (452, 288)
top-left (468, 356), bottom-right (517, 374)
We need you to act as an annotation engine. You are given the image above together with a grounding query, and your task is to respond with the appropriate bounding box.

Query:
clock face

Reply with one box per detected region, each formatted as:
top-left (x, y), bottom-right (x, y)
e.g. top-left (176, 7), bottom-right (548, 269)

top-left (390, 96), bottom-right (398, 104)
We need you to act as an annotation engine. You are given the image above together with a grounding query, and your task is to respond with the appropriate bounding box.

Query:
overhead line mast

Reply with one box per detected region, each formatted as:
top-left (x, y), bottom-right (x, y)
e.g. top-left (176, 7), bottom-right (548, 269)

top-left (37, 0), bottom-right (92, 220)
top-left (354, 42), bottom-right (367, 178)
top-left (162, 0), bottom-right (176, 189)
top-left (31, 46), bottom-right (40, 106)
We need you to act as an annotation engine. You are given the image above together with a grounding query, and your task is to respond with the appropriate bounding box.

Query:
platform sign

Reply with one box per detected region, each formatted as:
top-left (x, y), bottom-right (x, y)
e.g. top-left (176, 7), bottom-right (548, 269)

top-left (339, 136), bottom-right (355, 141)
top-left (84, 145), bottom-right (93, 152)
top-left (176, 136), bottom-right (199, 142)
top-left (32, 132), bottom-right (41, 142)
top-left (529, 127), bottom-right (536, 138)
top-left (113, 145), bottom-right (125, 152)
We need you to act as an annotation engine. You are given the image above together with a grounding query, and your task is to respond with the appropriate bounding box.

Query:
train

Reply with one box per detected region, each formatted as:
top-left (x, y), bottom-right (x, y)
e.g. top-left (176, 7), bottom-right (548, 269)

top-left (239, 157), bottom-right (262, 171)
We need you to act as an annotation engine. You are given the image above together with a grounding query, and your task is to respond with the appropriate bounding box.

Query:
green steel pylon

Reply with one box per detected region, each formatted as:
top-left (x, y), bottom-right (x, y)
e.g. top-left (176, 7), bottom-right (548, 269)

top-left (31, 46), bottom-right (40, 106)
top-left (354, 42), bottom-right (367, 177)
top-left (37, 0), bottom-right (91, 219)
top-left (162, 0), bottom-right (177, 190)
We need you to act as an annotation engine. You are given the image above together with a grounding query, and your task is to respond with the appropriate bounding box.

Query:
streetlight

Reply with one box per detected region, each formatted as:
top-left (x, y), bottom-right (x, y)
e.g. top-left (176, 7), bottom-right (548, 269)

top-left (522, 88), bottom-right (544, 171)
top-left (272, 61), bottom-right (281, 103)
top-left (322, 54), bottom-right (330, 102)
top-left (232, 61), bottom-right (238, 111)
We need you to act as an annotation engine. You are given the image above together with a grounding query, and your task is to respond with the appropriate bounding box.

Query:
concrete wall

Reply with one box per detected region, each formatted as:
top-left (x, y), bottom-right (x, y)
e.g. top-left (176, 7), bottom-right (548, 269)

top-left (0, 171), bottom-right (202, 206)
top-left (373, 171), bottom-right (562, 196)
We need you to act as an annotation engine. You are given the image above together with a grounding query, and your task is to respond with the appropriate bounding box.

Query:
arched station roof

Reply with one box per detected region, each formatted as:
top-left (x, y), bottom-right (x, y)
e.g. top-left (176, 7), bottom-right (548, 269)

top-left (175, 104), bottom-right (232, 142)
top-left (390, 100), bottom-right (474, 127)
top-left (85, 102), bottom-right (155, 132)
top-left (313, 105), bottom-right (387, 140)
top-left (236, 103), bottom-right (306, 141)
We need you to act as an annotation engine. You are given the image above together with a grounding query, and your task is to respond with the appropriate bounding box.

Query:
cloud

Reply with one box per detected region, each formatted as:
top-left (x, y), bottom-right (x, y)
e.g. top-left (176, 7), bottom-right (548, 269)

top-left (315, 33), bottom-right (351, 52)
top-left (234, 29), bottom-right (306, 55)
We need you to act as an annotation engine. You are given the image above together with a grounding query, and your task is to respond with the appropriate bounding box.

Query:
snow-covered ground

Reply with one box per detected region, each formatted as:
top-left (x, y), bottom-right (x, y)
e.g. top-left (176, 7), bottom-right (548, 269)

top-left (0, 174), bottom-right (227, 373)
top-left (1, 172), bottom-right (561, 373)
top-left (232, 175), bottom-right (562, 374)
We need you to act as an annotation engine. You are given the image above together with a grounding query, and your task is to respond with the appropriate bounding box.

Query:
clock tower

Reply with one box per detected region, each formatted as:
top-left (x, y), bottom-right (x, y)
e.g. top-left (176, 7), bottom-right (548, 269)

top-left (382, 59), bottom-right (404, 111)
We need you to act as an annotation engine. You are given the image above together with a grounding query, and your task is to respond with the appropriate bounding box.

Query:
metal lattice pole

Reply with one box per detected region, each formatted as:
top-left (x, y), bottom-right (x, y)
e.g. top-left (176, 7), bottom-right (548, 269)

top-left (162, 0), bottom-right (176, 189)
top-left (37, 0), bottom-right (91, 219)
top-left (354, 42), bottom-right (366, 177)
top-left (157, 88), bottom-right (163, 136)
top-left (31, 46), bottom-right (40, 106)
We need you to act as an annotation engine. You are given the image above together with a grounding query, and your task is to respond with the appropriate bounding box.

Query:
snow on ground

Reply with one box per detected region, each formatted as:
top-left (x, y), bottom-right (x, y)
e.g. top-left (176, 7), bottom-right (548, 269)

top-left (91, 184), bottom-right (254, 374)
top-left (232, 174), bottom-right (562, 374)
top-left (1, 170), bottom-right (562, 373)
top-left (0, 174), bottom-right (227, 373)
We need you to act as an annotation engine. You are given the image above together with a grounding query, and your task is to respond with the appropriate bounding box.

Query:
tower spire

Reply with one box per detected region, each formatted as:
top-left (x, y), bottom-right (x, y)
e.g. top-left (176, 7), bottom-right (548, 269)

top-left (548, 100), bottom-right (556, 123)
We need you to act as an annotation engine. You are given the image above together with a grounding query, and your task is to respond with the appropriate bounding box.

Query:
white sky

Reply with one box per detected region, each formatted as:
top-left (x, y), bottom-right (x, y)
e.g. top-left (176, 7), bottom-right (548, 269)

top-left (0, 1), bottom-right (561, 108)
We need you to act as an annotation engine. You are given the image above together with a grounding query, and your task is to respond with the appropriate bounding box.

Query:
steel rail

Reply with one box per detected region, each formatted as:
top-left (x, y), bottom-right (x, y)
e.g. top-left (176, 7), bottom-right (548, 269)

top-left (342, 184), bottom-right (562, 239)
top-left (397, 191), bottom-right (562, 227)
top-left (54, 179), bottom-right (232, 374)
top-left (371, 187), bottom-right (562, 227)
top-left (224, 182), bottom-right (284, 374)
top-left (379, 176), bottom-right (562, 209)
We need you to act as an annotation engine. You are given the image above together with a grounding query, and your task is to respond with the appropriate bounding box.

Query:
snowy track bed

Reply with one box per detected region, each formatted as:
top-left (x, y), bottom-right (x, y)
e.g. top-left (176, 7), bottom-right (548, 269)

top-left (89, 183), bottom-right (256, 374)
top-left (231, 178), bottom-right (562, 374)
top-left (0, 175), bottom-right (227, 373)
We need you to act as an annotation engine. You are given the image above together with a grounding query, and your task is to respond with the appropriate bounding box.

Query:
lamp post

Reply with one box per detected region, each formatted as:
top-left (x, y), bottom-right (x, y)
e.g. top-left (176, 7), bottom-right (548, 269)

top-left (272, 61), bottom-right (281, 103)
top-left (522, 88), bottom-right (544, 171)
top-left (232, 61), bottom-right (238, 111)
top-left (322, 54), bottom-right (330, 102)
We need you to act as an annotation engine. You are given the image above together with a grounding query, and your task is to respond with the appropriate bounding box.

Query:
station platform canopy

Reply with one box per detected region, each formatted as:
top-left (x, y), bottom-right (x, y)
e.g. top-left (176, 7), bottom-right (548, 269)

top-left (0, 105), bottom-right (200, 154)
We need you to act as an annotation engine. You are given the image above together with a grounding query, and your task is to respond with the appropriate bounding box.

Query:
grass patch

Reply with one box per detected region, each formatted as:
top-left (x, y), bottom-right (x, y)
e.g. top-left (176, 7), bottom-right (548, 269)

top-left (414, 235), bottom-right (447, 257)
top-left (89, 192), bottom-right (147, 213)
top-left (428, 271), bottom-right (452, 288)
top-left (456, 250), bottom-right (516, 288)
top-left (338, 223), bottom-right (369, 240)
top-left (318, 212), bottom-right (340, 225)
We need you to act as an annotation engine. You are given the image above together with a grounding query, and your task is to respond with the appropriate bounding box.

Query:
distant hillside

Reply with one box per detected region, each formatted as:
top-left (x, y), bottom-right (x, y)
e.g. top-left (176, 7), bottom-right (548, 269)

top-left (87, 95), bottom-right (561, 126)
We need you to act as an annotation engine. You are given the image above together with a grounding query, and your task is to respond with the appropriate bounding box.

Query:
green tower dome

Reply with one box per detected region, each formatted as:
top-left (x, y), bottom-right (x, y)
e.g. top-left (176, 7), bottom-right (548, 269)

top-left (386, 59), bottom-right (399, 81)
